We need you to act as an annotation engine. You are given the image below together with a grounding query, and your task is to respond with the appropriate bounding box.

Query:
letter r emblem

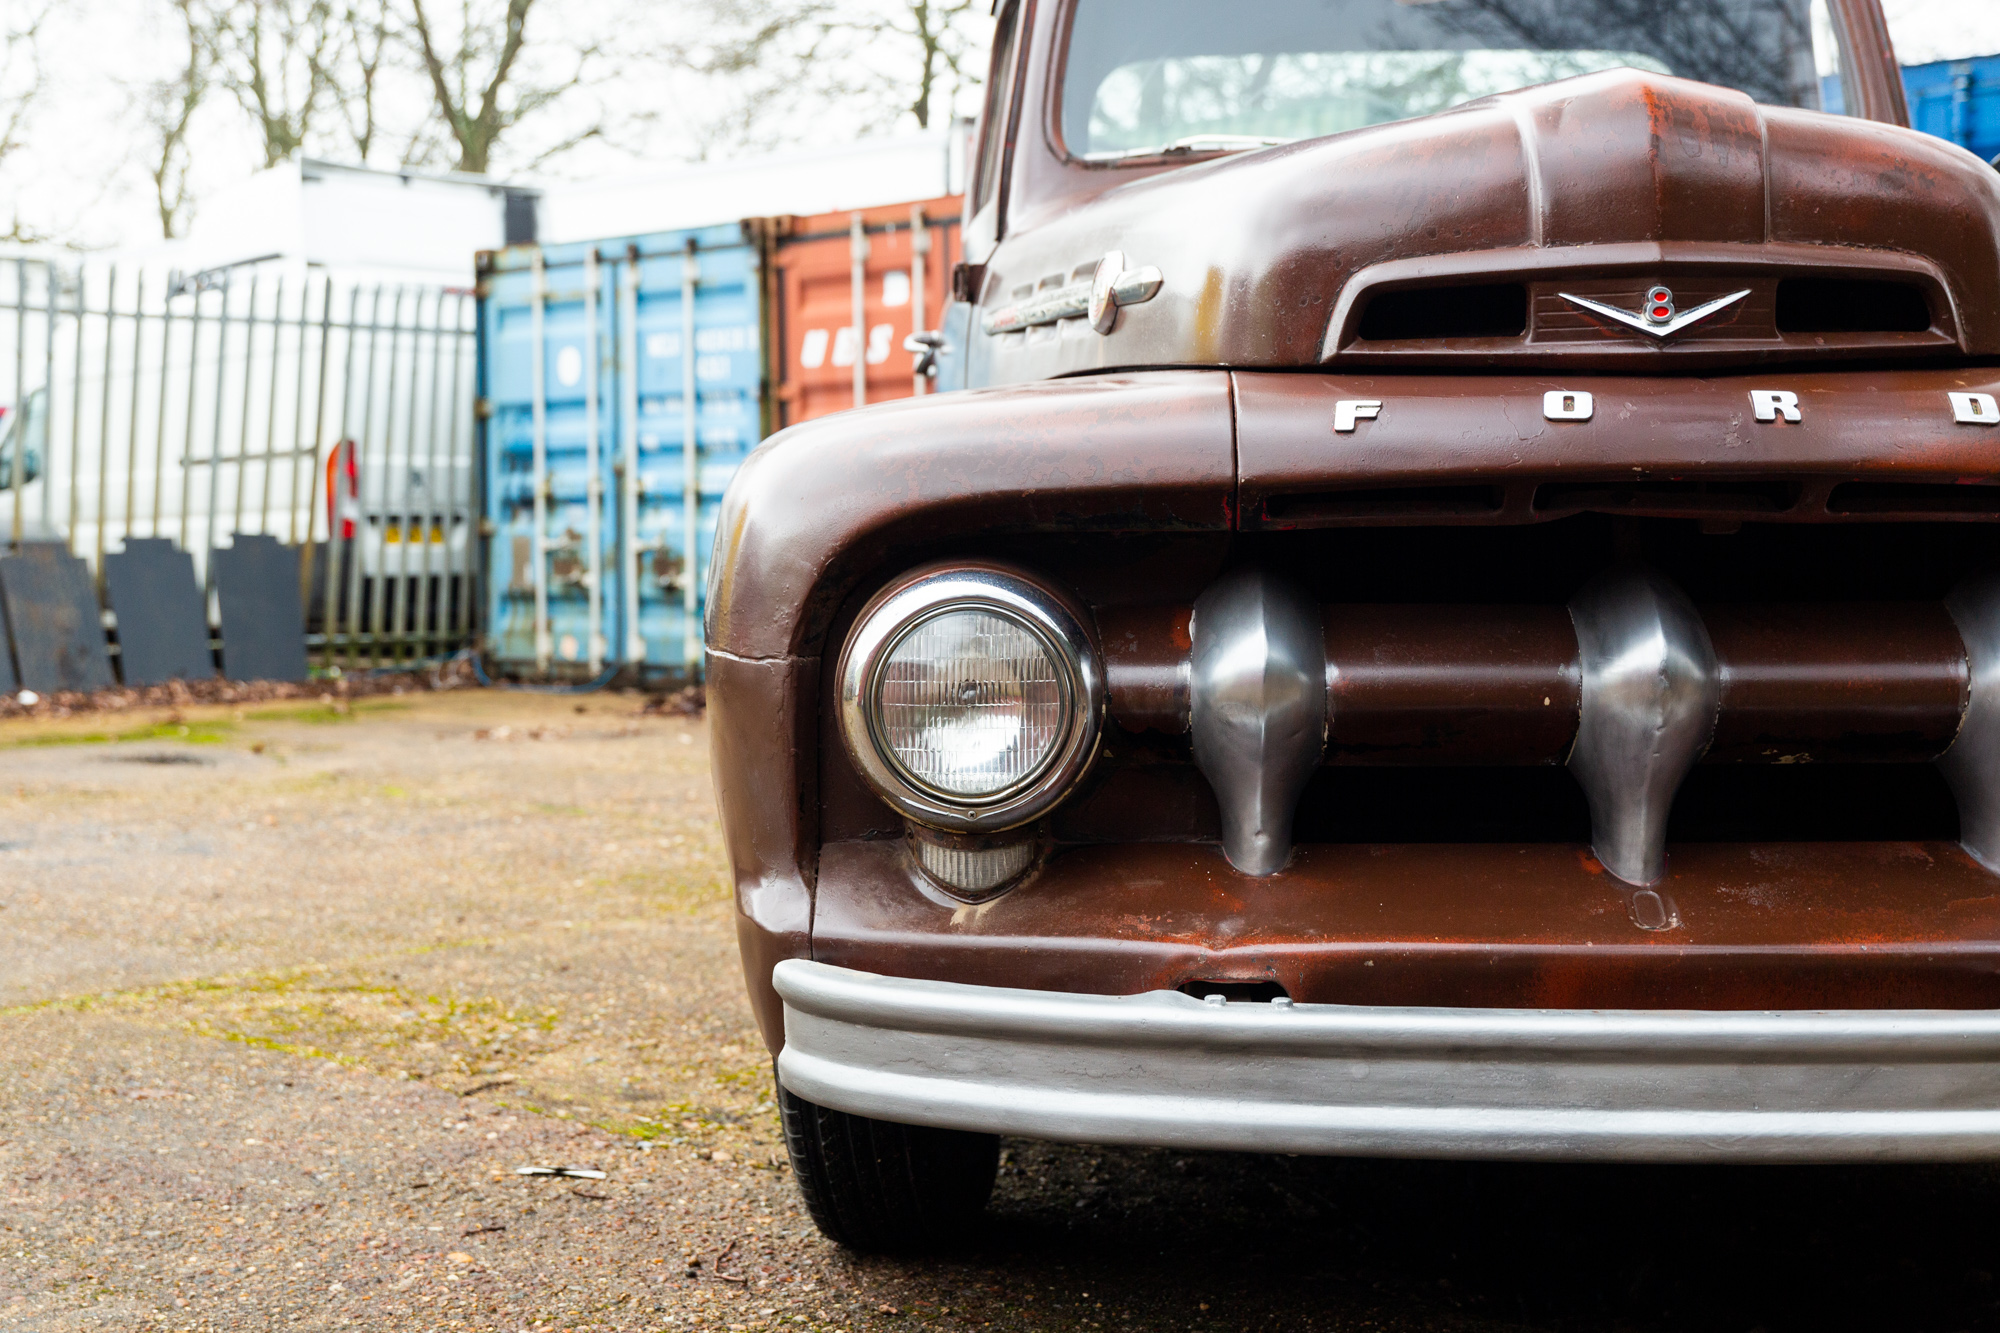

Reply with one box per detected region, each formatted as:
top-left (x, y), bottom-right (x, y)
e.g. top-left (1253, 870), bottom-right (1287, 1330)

top-left (1751, 390), bottom-right (1802, 422)
top-left (1334, 399), bottom-right (1382, 433)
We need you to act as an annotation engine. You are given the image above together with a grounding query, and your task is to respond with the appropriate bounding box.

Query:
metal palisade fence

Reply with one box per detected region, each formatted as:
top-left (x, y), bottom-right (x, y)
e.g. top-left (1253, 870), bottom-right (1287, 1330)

top-left (0, 257), bottom-right (478, 674)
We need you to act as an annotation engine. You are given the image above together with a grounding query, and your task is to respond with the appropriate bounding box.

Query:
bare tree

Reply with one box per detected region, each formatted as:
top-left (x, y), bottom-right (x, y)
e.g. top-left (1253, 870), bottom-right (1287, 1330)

top-left (337, 0), bottom-right (394, 163)
top-left (895, 0), bottom-right (983, 129)
top-left (141, 1), bottom-right (208, 238)
top-left (679, 0), bottom-right (986, 150)
top-left (406, 0), bottom-right (598, 174)
top-left (184, 0), bottom-right (343, 169)
top-left (0, 2), bottom-right (48, 172)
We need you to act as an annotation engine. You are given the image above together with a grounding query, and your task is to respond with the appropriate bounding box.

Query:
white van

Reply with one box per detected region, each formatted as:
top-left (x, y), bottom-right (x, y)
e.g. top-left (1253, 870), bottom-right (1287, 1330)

top-left (0, 387), bottom-right (60, 544)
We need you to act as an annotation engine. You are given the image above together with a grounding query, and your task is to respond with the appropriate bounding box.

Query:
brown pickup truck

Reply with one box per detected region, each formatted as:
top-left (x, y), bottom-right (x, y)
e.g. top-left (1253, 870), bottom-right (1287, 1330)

top-left (707, 0), bottom-right (2000, 1251)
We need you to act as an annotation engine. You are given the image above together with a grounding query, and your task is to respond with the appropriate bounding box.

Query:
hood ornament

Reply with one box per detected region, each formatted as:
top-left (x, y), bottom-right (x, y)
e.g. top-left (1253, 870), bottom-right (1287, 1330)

top-left (1560, 285), bottom-right (1750, 339)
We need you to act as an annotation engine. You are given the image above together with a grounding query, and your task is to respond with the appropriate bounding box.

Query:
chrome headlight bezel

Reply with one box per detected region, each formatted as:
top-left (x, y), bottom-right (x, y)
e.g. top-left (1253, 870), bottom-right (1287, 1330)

top-left (836, 564), bottom-right (1104, 833)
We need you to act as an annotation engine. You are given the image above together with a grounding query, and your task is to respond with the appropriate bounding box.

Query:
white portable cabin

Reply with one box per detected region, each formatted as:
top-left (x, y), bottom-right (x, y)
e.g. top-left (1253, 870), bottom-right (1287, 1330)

top-left (0, 161), bottom-right (540, 660)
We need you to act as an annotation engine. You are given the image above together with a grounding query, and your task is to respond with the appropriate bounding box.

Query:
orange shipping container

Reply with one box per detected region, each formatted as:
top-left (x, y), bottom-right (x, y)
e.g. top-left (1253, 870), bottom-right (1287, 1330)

top-left (755, 196), bottom-right (962, 430)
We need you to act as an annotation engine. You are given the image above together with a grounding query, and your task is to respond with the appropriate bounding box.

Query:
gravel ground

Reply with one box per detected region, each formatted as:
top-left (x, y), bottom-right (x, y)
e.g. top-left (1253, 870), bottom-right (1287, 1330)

top-left (6, 691), bottom-right (2000, 1333)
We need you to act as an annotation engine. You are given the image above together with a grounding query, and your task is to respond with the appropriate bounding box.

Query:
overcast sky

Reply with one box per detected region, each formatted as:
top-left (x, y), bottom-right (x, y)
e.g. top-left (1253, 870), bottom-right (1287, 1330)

top-left (1, 0), bottom-right (990, 253)
top-left (4, 0), bottom-right (1998, 257)
top-left (1880, 0), bottom-right (2000, 63)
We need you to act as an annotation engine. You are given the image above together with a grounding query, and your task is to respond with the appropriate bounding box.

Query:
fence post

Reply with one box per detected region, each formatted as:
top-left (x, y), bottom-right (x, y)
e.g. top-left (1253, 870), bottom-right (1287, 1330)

top-left (93, 267), bottom-right (118, 588)
top-left (42, 260), bottom-right (57, 537)
top-left (344, 286), bottom-right (385, 672)
top-left (202, 276), bottom-right (240, 599)
top-left (66, 264), bottom-right (86, 557)
top-left (447, 292), bottom-right (472, 648)
top-left (176, 284), bottom-right (204, 559)
top-left (11, 259), bottom-right (25, 548)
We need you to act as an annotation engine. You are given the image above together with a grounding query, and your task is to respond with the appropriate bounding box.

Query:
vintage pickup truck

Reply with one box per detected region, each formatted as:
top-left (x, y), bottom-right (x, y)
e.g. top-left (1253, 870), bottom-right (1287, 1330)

top-left (707, 0), bottom-right (2000, 1251)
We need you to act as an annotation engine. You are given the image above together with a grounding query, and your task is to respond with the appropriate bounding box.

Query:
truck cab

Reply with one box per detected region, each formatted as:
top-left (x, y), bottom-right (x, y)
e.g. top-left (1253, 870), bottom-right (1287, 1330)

top-left (709, 0), bottom-right (2000, 1252)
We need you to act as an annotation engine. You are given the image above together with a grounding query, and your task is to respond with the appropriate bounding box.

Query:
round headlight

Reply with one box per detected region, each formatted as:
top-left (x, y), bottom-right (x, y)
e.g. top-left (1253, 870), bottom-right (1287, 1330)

top-left (877, 608), bottom-right (1068, 798)
top-left (837, 565), bottom-right (1103, 832)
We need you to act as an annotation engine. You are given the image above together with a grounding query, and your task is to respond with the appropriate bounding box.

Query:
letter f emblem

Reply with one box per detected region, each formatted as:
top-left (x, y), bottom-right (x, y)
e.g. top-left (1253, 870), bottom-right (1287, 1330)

top-left (1335, 399), bottom-right (1382, 433)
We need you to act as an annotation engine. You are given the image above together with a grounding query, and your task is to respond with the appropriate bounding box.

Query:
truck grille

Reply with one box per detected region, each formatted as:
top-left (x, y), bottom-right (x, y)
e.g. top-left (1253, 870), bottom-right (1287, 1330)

top-left (1051, 515), bottom-right (1992, 863)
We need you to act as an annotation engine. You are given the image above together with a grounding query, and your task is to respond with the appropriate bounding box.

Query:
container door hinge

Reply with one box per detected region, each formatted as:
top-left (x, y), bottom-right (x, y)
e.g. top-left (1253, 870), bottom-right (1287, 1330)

top-left (950, 262), bottom-right (987, 303)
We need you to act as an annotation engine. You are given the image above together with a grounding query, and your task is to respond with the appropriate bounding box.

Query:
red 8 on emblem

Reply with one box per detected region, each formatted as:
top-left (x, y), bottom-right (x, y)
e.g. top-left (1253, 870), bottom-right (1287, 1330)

top-left (1646, 286), bottom-right (1676, 324)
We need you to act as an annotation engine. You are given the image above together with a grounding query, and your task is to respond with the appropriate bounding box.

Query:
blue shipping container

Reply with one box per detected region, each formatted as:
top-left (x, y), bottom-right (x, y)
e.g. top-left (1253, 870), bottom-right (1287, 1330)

top-left (1823, 54), bottom-right (2000, 164)
top-left (478, 224), bottom-right (763, 677)
top-left (1903, 53), bottom-right (2000, 166)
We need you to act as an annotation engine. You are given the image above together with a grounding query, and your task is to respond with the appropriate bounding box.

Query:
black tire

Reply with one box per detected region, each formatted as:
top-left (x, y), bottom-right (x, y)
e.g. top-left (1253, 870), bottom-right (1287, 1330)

top-left (776, 1076), bottom-right (999, 1253)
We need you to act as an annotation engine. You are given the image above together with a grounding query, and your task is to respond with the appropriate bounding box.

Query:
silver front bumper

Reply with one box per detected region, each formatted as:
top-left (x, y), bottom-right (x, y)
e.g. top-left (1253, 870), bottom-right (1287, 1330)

top-left (774, 959), bottom-right (2000, 1162)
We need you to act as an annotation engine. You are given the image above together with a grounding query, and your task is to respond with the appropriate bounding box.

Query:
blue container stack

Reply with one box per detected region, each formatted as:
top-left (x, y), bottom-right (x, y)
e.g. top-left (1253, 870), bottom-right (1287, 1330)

top-left (479, 225), bottom-right (764, 677)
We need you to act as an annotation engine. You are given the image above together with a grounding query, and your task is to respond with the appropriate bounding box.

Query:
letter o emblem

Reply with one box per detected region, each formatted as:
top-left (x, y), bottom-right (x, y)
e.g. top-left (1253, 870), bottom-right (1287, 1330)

top-left (1543, 390), bottom-right (1594, 421)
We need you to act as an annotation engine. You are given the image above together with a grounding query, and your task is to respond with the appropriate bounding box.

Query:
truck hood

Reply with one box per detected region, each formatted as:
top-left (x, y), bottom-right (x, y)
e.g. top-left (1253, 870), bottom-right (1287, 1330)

top-left (971, 68), bottom-right (2000, 382)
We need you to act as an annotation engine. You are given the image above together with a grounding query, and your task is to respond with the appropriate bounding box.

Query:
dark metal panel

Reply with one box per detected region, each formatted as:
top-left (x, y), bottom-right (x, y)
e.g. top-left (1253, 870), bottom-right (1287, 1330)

top-left (1098, 604), bottom-right (1190, 732)
top-left (103, 538), bottom-right (214, 686)
top-left (0, 542), bottom-right (114, 693)
top-left (1328, 605), bottom-right (1580, 765)
top-left (1709, 602), bottom-right (1968, 763)
top-left (212, 534), bottom-right (309, 682)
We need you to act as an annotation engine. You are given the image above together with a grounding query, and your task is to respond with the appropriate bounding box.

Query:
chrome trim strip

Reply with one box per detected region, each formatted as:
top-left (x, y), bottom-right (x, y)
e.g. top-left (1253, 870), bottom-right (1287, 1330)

top-left (983, 282), bottom-right (1089, 334)
top-left (1939, 571), bottom-right (1997, 869)
top-left (835, 565), bottom-right (1105, 834)
top-left (775, 960), bottom-right (2000, 1162)
top-left (1568, 566), bottom-right (1719, 888)
top-left (983, 258), bottom-right (1163, 335)
top-left (1188, 566), bottom-right (1327, 875)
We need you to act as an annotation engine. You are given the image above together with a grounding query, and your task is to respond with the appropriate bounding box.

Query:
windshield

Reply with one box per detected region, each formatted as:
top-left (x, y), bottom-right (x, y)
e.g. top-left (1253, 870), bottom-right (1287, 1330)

top-left (1061, 0), bottom-right (1842, 161)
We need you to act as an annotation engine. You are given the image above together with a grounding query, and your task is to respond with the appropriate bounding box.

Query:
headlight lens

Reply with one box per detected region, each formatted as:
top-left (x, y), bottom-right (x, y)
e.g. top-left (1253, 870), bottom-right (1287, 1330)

top-left (877, 609), bottom-right (1067, 798)
top-left (837, 564), bottom-right (1104, 833)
